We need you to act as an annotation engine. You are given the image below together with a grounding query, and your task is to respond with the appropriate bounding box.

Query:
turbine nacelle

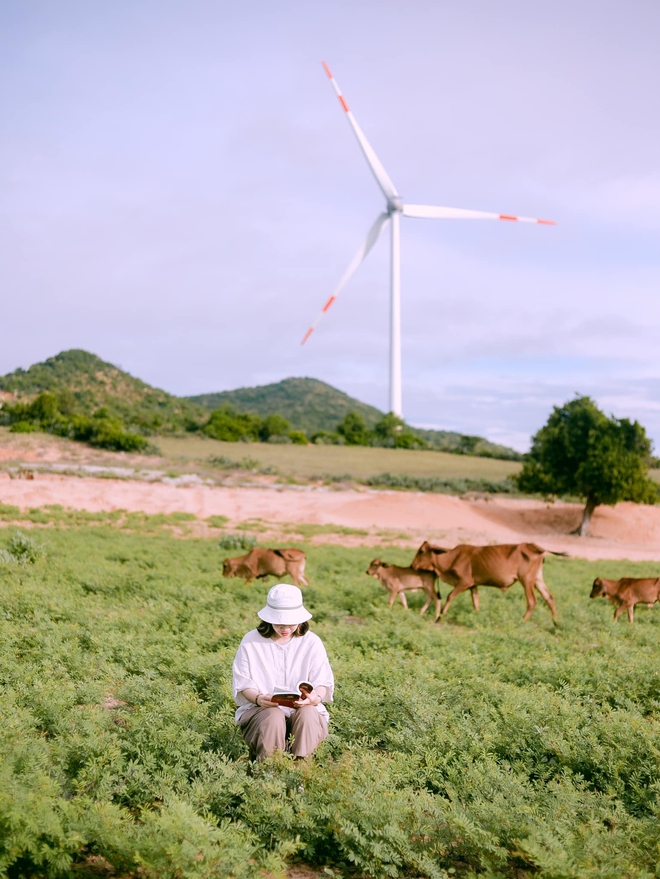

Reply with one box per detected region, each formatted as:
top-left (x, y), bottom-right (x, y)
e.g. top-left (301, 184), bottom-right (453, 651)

top-left (387, 196), bottom-right (403, 214)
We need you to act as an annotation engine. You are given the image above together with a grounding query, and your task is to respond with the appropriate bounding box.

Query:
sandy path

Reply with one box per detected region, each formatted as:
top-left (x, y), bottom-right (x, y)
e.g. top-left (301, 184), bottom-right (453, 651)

top-left (3, 472), bottom-right (660, 560)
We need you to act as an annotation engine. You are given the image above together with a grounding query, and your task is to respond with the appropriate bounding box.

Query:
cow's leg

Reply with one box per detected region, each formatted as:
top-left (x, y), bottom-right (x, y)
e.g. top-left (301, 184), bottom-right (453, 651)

top-left (470, 587), bottom-right (480, 612)
top-left (399, 592), bottom-right (409, 610)
top-left (419, 597), bottom-right (431, 616)
top-left (627, 604), bottom-right (635, 623)
top-left (434, 596), bottom-right (442, 622)
top-left (613, 604), bottom-right (625, 622)
top-left (388, 591), bottom-right (397, 608)
top-left (288, 563), bottom-right (309, 588)
top-left (244, 576), bottom-right (255, 586)
top-left (522, 580), bottom-right (537, 621)
top-left (441, 583), bottom-right (471, 616)
top-left (534, 573), bottom-right (558, 622)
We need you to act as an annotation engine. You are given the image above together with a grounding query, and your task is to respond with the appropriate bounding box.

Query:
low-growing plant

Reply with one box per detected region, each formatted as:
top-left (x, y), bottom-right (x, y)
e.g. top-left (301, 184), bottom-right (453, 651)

top-left (0, 530), bottom-right (45, 564)
top-left (1, 528), bottom-right (660, 877)
top-left (365, 472), bottom-right (518, 494)
top-left (206, 515), bottom-right (230, 528)
top-left (217, 533), bottom-right (257, 551)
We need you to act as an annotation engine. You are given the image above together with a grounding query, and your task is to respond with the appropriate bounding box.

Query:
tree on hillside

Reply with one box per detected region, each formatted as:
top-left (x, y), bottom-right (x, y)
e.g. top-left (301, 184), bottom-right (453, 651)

top-left (337, 411), bottom-right (371, 446)
top-left (259, 413), bottom-right (291, 442)
top-left (373, 413), bottom-right (428, 449)
top-left (518, 396), bottom-right (658, 536)
top-left (202, 406), bottom-right (262, 442)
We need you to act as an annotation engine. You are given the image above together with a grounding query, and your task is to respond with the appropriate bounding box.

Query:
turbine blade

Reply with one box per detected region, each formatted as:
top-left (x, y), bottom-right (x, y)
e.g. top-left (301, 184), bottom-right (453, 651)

top-left (403, 203), bottom-right (556, 225)
top-left (301, 212), bottom-right (390, 345)
top-left (322, 61), bottom-right (398, 201)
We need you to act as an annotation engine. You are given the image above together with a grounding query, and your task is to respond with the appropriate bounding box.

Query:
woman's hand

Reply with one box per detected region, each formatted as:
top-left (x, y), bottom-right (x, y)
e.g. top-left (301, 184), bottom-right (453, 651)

top-left (294, 689), bottom-right (322, 708)
top-left (256, 693), bottom-right (279, 709)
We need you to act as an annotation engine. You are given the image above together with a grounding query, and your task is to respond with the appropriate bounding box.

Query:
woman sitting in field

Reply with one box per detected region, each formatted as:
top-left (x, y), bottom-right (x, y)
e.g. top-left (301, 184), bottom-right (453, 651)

top-left (232, 583), bottom-right (334, 761)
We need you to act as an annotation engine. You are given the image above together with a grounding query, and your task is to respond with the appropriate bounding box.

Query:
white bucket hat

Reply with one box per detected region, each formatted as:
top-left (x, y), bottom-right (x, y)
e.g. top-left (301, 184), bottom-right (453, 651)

top-left (257, 583), bottom-right (312, 625)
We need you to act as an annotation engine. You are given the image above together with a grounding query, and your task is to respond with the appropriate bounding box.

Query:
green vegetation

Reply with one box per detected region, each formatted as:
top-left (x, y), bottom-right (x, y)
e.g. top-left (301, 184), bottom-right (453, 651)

top-left (0, 349), bottom-right (204, 434)
top-left (186, 375), bottom-right (521, 459)
top-left (2, 392), bottom-right (151, 452)
top-left (519, 396), bottom-right (659, 535)
top-left (217, 533), bottom-right (257, 551)
top-left (0, 350), bottom-right (521, 460)
top-left (332, 411), bottom-right (427, 449)
top-left (365, 472), bottom-right (518, 495)
top-left (0, 530), bottom-right (45, 565)
top-left (202, 407), bottom-right (307, 445)
top-left (1, 522), bottom-right (660, 877)
top-left (188, 376), bottom-right (384, 435)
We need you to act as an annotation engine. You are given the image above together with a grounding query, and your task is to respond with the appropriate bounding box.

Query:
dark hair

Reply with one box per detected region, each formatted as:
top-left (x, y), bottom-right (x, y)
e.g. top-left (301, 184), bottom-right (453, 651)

top-left (257, 620), bottom-right (310, 639)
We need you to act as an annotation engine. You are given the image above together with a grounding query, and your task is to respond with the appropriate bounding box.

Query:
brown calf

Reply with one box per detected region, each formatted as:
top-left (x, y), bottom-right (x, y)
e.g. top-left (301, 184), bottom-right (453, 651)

top-left (222, 547), bottom-right (308, 587)
top-left (366, 559), bottom-right (441, 621)
top-left (590, 576), bottom-right (660, 623)
top-left (411, 541), bottom-right (561, 622)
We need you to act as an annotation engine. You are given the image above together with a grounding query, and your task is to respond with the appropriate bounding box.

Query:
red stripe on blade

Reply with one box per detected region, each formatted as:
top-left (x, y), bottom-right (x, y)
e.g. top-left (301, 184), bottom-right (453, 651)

top-left (322, 296), bottom-right (336, 312)
top-left (538, 219), bottom-right (557, 225)
top-left (499, 214), bottom-right (518, 221)
top-left (301, 328), bottom-right (313, 345)
top-left (322, 61), bottom-right (333, 78)
top-left (339, 95), bottom-right (349, 112)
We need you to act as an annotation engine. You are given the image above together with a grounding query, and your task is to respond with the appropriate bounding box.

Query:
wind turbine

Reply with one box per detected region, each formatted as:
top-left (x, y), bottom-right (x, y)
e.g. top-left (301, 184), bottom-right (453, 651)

top-left (301, 61), bottom-right (555, 418)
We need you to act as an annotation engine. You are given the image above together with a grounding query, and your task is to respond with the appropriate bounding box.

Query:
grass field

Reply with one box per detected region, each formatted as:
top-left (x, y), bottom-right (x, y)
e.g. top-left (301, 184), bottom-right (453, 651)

top-left (157, 436), bottom-right (523, 482)
top-left (1, 521), bottom-right (659, 878)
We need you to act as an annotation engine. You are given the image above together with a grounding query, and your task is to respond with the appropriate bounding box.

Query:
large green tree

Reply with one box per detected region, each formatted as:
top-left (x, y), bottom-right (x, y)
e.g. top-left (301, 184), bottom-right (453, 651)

top-left (518, 396), bottom-right (658, 536)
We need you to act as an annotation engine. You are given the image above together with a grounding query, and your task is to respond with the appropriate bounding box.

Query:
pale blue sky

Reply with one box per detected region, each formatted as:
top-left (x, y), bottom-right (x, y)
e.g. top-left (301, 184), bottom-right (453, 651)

top-left (2, 1), bottom-right (659, 449)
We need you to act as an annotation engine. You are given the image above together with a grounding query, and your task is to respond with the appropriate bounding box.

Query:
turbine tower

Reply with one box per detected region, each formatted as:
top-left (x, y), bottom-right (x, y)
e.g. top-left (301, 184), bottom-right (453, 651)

top-left (302, 61), bottom-right (555, 418)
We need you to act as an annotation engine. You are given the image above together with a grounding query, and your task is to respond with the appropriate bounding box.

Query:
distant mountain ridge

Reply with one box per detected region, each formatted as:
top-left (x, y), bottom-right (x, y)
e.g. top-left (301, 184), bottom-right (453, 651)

top-left (188, 378), bottom-right (383, 435)
top-left (0, 350), bottom-right (203, 432)
top-left (188, 377), bottom-right (522, 460)
top-left (0, 350), bottom-right (521, 459)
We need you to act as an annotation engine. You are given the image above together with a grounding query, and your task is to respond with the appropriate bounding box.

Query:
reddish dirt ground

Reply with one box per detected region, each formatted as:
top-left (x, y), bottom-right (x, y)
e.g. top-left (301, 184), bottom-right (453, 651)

top-left (3, 471), bottom-right (660, 559)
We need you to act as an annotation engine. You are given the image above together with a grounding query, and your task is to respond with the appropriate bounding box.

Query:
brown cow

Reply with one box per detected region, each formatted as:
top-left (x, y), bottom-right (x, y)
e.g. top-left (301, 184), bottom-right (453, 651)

top-left (411, 541), bottom-right (562, 622)
top-left (222, 547), bottom-right (308, 587)
top-left (366, 559), bottom-right (441, 621)
top-left (590, 576), bottom-right (660, 623)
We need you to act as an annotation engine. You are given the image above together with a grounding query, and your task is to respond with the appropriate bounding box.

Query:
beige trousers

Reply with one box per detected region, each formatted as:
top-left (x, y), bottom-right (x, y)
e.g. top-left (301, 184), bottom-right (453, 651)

top-left (238, 705), bottom-right (328, 761)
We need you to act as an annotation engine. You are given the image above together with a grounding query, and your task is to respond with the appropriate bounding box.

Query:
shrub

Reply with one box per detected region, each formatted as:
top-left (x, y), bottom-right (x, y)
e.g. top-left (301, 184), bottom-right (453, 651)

top-left (203, 406), bottom-right (262, 442)
top-left (365, 472), bottom-right (518, 494)
top-left (0, 530), bottom-right (45, 564)
top-left (2, 393), bottom-right (150, 452)
top-left (311, 431), bottom-right (343, 445)
top-left (259, 413), bottom-right (291, 442)
top-left (337, 412), bottom-right (371, 446)
top-left (9, 421), bottom-right (36, 433)
top-left (218, 533), bottom-right (257, 551)
top-left (288, 430), bottom-right (308, 445)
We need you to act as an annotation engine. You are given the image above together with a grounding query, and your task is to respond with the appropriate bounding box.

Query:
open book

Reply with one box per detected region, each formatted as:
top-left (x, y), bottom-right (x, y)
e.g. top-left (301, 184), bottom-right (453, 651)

top-left (271, 681), bottom-right (313, 708)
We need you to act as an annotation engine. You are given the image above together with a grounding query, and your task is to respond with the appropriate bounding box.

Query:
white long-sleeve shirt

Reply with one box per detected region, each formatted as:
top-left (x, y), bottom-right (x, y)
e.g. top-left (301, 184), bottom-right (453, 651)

top-left (232, 629), bottom-right (334, 723)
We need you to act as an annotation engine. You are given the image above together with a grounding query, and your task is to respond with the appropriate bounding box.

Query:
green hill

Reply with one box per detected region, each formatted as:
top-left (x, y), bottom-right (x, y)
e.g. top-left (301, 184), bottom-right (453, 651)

top-left (188, 377), bottom-right (521, 460)
top-left (0, 351), bottom-right (521, 459)
top-left (0, 350), bottom-right (204, 433)
top-left (188, 377), bottom-right (384, 435)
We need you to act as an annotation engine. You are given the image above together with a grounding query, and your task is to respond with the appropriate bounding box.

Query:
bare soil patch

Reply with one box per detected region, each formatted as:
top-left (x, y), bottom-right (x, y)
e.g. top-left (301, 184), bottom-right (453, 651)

top-left (2, 471), bottom-right (660, 559)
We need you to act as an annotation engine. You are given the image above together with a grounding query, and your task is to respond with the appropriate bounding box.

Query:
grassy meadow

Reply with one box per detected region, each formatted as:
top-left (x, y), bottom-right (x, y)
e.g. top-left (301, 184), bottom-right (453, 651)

top-left (1, 521), bottom-right (660, 878)
top-left (157, 436), bottom-right (522, 482)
